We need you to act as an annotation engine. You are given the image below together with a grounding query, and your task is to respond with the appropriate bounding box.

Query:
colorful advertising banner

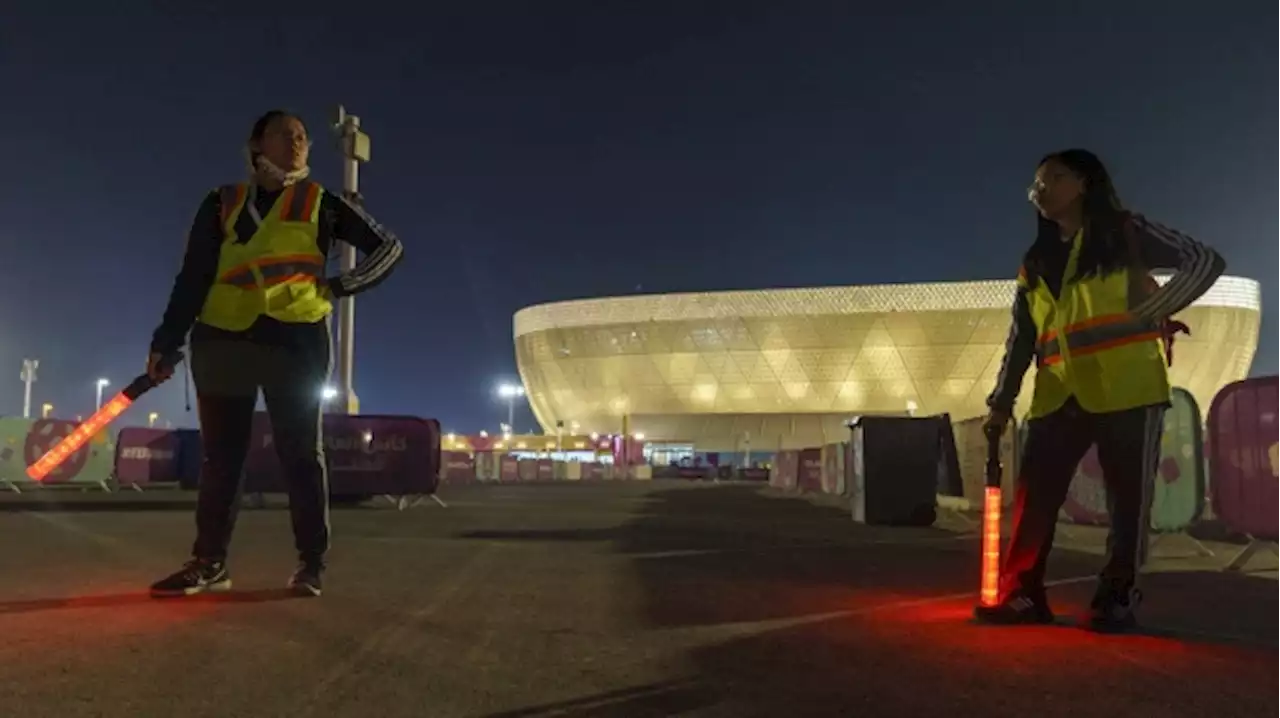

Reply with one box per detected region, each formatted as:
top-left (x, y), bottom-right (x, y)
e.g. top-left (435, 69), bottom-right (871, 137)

top-left (243, 413), bottom-right (440, 496)
top-left (1061, 388), bottom-right (1205, 531)
top-left (0, 418), bottom-right (115, 486)
top-left (1206, 376), bottom-right (1279, 539)
top-left (115, 427), bottom-right (182, 486)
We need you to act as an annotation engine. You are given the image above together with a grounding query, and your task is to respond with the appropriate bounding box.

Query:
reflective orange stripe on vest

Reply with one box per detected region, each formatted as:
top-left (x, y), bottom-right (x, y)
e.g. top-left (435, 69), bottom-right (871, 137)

top-left (218, 254), bottom-right (325, 289)
top-left (277, 182), bottom-right (322, 222)
top-left (1036, 313), bottom-right (1162, 367)
top-left (218, 182), bottom-right (321, 225)
top-left (219, 184), bottom-right (247, 226)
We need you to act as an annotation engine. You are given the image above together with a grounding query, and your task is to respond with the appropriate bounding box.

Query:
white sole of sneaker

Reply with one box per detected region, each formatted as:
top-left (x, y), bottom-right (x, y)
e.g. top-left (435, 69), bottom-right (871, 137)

top-left (150, 579), bottom-right (232, 598)
top-left (289, 583), bottom-right (322, 597)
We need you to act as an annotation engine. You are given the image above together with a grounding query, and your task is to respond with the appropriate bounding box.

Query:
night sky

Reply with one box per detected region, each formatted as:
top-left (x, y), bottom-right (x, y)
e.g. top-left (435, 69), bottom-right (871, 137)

top-left (0, 3), bottom-right (1274, 433)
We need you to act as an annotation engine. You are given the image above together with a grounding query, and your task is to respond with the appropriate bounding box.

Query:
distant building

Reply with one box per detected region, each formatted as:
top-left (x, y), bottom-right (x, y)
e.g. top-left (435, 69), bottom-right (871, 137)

top-left (513, 276), bottom-right (1262, 453)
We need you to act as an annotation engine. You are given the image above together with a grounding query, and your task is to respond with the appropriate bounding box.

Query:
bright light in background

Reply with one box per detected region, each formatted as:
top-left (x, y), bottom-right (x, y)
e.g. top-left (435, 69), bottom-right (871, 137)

top-left (321, 385), bottom-right (339, 401)
top-left (634, 433), bottom-right (645, 441)
top-left (496, 382), bottom-right (527, 433)
top-left (497, 384), bottom-right (525, 398)
top-left (95, 378), bottom-right (111, 410)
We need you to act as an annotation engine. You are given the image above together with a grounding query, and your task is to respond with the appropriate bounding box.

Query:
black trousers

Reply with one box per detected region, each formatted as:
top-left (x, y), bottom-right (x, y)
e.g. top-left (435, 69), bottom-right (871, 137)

top-left (188, 320), bottom-right (333, 565)
top-left (1000, 397), bottom-right (1166, 598)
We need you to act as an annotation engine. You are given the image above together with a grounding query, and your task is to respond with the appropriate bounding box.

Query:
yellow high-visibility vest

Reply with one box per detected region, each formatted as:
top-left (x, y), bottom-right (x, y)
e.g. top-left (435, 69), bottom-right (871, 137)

top-left (1020, 230), bottom-right (1170, 419)
top-left (198, 180), bottom-right (333, 332)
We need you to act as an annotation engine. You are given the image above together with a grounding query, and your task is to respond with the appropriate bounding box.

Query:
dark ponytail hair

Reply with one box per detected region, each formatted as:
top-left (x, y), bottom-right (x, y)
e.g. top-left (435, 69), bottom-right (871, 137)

top-left (1021, 149), bottom-right (1130, 289)
top-left (246, 109), bottom-right (307, 164)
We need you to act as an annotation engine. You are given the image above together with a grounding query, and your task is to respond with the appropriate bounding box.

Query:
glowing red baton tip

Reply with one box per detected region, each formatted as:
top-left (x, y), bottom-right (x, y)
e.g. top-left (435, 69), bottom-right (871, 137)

top-left (979, 485), bottom-right (1002, 607)
top-left (976, 424), bottom-right (1005, 610)
top-left (26, 394), bottom-right (134, 481)
top-left (24, 352), bottom-right (182, 483)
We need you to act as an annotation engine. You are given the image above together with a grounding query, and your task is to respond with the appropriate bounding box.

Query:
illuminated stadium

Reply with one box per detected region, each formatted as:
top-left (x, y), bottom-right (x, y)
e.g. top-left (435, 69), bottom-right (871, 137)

top-left (513, 276), bottom-right (1262, 452)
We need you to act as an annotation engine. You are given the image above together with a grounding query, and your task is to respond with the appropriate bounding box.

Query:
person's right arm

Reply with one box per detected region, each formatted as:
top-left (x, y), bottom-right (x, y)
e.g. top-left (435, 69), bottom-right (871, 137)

top-left (985, 281), bottom-right (1037, 420)
top-left (150, 190), bottom-right (223, 358)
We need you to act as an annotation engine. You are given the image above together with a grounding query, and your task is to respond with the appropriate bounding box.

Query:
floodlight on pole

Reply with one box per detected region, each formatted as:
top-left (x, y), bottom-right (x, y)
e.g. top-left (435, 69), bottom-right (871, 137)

top-left (496, 383), bottom-right (525, 430)
top-left (20, 359), bottom-right (38, 419)
top-left (95, 378), bottom-right (110, 411)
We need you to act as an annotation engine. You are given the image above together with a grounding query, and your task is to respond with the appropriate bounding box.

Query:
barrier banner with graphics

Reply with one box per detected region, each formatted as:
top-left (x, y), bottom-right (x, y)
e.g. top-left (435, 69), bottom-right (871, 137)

top-left (1150, 388), bottom-right (1206, 531)
top-left (475, 452), bottom-right (499, 481)
top-left (441, 451), bottom-right (476, 484)
top-left (1062, 388), bottom-right (1205, 530)
top-left (0, 418), bottom-right (115, 486)
top-left (956, 416), bottom-right (1019, 508)
top-left (536, 459), bottom-right (554, 480)
top-left (174, 429), bottom-right (203, 489)
top-left (582, 462), bottom-right (606, 480)
top-left (797, 448), bottom-right (822, 492)
top-left (820, 443), bottom-right (843, 495)
top-left (500, 455), bottom-right (519, 482)
top-left (1207, 376), bottom-right (1279, 540)
top-left (115, 428), bottom-right (182, 486)
top-left (517, 459), bottom-right (537, 481)
top-left (771, 451), bottom-right (799, 490)
top-left (243, 413), bottom-right (440, 496)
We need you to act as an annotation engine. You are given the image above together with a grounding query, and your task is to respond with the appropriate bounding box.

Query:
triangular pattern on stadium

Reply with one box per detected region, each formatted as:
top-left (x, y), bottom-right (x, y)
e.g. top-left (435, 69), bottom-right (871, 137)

top-left (513, 283), bottom-right (1260, 442)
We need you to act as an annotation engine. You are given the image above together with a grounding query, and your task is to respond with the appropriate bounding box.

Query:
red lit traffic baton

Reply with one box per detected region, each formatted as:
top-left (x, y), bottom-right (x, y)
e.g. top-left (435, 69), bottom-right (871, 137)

top-left (26, 352), bottom-right (184, 481)
top-left (977, 424), bottom-right (1003, 609)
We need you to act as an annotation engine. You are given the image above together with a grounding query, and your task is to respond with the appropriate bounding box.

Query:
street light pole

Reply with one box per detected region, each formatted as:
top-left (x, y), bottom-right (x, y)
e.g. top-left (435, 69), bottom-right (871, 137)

top-left (95, 378), bottom-right (110, 411)
top-left (333, 105), bottom-right (372, 416)
top-left (20, 359), bottom-right (37, 420)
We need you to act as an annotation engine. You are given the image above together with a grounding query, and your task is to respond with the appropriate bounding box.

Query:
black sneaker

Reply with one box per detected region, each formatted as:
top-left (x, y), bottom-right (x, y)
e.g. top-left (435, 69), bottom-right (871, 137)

top-left (287, 563), bottom-right (323, 597)
top-left (973, 588), bottom-right (1055, 625)
top-left (1084, 583), bottom-right (1140, 633)
top-left (149, 559), bottom-right (231, 598)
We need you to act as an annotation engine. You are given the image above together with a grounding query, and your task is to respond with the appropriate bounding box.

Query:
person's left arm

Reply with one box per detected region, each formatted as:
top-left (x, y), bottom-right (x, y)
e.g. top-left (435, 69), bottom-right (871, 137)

top-left (320, 191), bottom-right (405, 298)
top-left (1126, 212), bottom-right (1226, 321)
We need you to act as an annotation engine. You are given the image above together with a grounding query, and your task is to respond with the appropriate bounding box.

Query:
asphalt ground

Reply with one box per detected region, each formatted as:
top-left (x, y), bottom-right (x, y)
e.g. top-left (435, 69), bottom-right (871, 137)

top-left (0, 481), bottom-right (1274, 718)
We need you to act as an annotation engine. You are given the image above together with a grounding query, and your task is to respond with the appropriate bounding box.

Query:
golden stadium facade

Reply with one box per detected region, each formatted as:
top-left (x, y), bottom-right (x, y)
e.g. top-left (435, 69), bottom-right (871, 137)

top-left (513, 276), bottom-right (1262, 452)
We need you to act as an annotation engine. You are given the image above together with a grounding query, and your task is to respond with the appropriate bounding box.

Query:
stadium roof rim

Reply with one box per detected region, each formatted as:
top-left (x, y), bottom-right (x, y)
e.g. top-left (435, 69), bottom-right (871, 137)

top-left (513, 275), bottom-right (1261, 338)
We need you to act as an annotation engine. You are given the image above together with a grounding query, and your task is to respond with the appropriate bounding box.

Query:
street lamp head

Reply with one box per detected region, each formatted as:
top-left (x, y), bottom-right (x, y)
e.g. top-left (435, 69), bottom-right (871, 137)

top-left (321, 385), bottom-right (339, 401)
top-left (497, 383), bottom-right (525, 398)
top-left (96, 378), bottom-right (110, 387)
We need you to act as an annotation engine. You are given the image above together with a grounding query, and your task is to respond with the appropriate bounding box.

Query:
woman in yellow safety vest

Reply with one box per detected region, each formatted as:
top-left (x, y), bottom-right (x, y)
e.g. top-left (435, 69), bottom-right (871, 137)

top-left (976, 149), bottom-right (1224, 632)
top-left (145, 110), bottom-right (404, 599)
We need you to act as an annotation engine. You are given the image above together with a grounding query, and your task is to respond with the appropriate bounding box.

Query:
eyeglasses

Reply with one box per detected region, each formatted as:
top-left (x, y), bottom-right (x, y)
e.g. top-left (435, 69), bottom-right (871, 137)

top-left (1026, 180), bottom-right (1047, 204)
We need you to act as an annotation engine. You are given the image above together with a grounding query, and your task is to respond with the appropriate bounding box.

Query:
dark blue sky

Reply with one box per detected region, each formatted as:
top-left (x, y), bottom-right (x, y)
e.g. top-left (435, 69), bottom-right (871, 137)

top-left (1, 3), bottom-right (1274, 432)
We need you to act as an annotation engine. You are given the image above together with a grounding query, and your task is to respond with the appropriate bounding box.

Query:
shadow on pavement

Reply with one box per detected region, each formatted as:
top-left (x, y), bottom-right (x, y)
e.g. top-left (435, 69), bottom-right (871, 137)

top-left (479, 680), bottom-right (716, 718)
top-left (0, 498), bottom-right (200, 513)
top-left (465, 483), bottom-right (1278, 717)
top-left (0, 495), bottom-right (392, 513)
top-left (0, 588), bottom-right (301, 615)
